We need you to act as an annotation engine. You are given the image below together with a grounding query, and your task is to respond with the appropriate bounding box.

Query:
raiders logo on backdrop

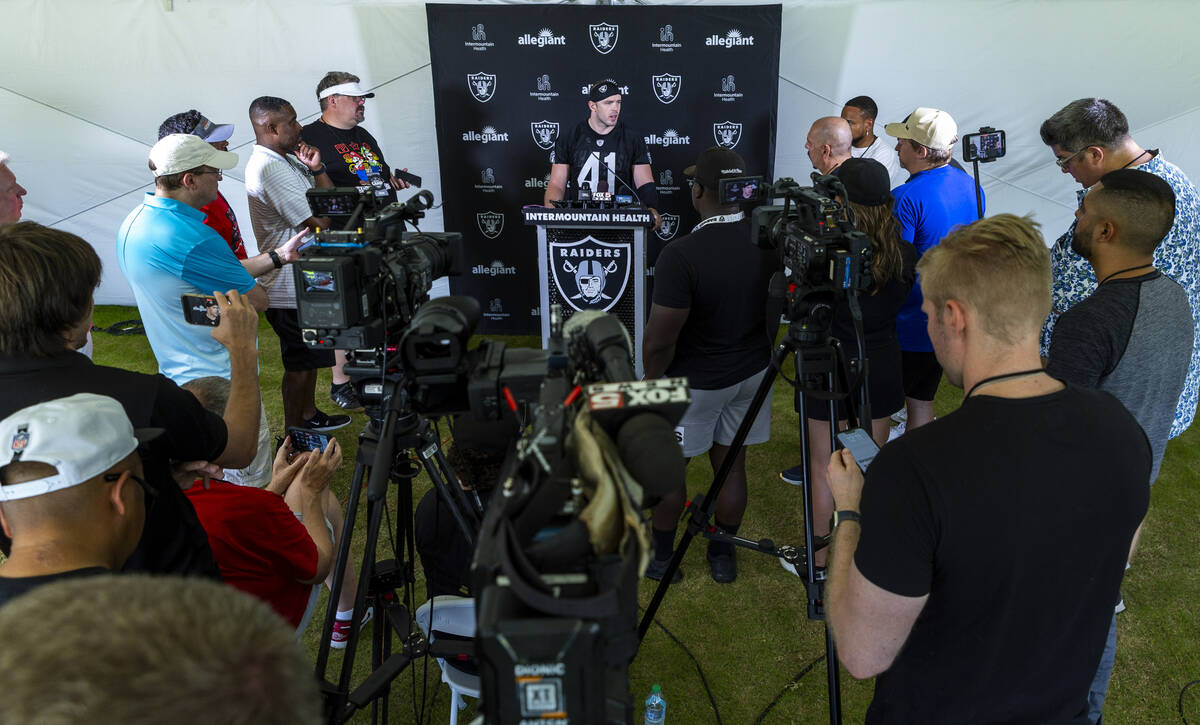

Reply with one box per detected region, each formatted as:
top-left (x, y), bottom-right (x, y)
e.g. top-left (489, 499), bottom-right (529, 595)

top-left (530, 120), bottom-right (559, 150)
top-left (550, 236), bottom-right (630, 312)
top-left (651, 73), bottom-right (682, 104)
top-left (589, 22), bottom-right (619, 54)
top-left (713, 121), bottom-right (743, 149)
top-left (655, 213), bottom-right (680, 241)
top-left (476, 211), bottom-right (505, 239)
top-left (467, 72), bottom-right (497, 102)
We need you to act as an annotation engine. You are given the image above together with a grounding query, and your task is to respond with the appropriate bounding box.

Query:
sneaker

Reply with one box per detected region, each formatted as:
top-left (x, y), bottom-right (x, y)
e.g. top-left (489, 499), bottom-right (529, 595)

top-left (888, 420), bottom-right (906, 442)
top-left (890, 408), bottom-right (908, 424)
top-left (330, 607), bottom-right (374, 649)
top-left (780, 464), bottom-right (805, 486)
top-left (707, 551), bottom-right (737, 584)
top-left (302, 408), bottom-right (351, 433)
top-left (1115, 591), bottom-right (1126, 614)
top-left (644, 557), bottom-right (682, 583)
top-left (330, 381), bottom-right (362, 410)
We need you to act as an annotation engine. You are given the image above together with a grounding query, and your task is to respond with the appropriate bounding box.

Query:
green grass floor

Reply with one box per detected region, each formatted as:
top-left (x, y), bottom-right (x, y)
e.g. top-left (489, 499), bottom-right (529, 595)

top-left (90, 305), bottom-right (1200, 724)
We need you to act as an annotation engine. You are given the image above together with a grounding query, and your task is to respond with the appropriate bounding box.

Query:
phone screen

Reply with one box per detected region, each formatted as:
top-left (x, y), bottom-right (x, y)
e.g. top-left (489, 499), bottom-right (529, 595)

top-left (181, 294), bottom-right (220, 326)
top-left (287, 427), bottom-right (331, 453)
top-left (836, 428), bottom-right (880, 472)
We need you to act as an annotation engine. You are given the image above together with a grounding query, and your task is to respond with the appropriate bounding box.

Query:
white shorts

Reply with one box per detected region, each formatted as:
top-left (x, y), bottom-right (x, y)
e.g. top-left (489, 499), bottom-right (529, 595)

top-left (675, 366), bottom-right (773, 458)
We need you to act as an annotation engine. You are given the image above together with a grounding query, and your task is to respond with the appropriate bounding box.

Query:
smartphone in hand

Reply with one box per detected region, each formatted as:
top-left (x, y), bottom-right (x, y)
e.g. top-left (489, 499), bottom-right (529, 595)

top-left (181, 294), bottom-right (220, 326)
top-left (836, 428), bottom-right (881, 473)
top-left (286, 426), bottom-right (331, 454)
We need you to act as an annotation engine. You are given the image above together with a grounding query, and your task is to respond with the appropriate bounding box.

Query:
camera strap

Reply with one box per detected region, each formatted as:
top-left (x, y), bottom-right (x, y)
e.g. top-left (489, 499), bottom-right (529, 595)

top-left (495, 516), bottom-right (621, 619)
top-left (690, 211), bottom-right (744, 233)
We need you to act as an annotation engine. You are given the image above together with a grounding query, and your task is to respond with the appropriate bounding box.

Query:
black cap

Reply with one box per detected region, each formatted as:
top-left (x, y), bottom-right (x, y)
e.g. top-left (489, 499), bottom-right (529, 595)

top-left (683, 146), bottom-right (747, 187)
top-left (588, 79), bottom-right (621, 103)
top-left (833, 157), bottom-right (892, 206)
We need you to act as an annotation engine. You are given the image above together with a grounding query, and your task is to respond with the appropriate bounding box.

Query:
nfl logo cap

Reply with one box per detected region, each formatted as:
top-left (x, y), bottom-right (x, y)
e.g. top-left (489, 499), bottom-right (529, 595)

top-left (149, 134), bottom-right (239, 177)
top-left (884, 107), bottom-right (959, 151)
top-left (0, 393), bottom-right (157, 501)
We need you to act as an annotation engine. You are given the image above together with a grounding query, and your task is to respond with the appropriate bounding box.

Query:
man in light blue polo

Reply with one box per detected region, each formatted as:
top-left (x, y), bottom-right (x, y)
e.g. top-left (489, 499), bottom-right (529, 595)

top-left (117, 134), bottom-right (267, 382)
top-left (117, 134), bottom-right (300, 487)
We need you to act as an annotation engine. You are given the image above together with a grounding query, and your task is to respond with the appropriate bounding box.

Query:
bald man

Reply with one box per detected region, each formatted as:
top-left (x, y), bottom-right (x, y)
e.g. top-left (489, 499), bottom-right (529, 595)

top-left (806, 117), bottom-right (853, 175)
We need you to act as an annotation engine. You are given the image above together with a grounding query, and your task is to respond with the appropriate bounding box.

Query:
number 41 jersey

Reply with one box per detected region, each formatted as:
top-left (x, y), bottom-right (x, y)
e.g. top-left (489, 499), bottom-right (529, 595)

top-left (553, 120), bottom-right (651, 195)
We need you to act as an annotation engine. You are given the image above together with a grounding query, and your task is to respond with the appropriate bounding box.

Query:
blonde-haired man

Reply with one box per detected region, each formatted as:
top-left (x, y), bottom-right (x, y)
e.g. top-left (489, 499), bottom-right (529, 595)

top-left (823, 214), bottom-right (1150, 723)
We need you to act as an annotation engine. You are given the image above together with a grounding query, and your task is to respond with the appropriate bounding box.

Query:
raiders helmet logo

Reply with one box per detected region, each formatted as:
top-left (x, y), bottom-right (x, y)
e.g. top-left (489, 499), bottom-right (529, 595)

top-left (655, 213), bottom-right (681, 241)
top-left (652, 73), bottom-right (682, 104)
top-left (530, 120), bottom-right (560, 150)
top-left (467, 72), bottom-right (497, 102)
top-left (476, 211), bottom-right (504, 239)
top-left (550, 236), bottom-right (631, 312)
top-left (714, 121), bottom-right (743, 149)
top-left (589, 23), bottom-right (619, 54)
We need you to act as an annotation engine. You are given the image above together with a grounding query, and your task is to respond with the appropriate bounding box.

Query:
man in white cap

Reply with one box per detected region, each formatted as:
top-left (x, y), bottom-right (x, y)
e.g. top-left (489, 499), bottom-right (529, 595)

top-left (301, 72), bottom-right (412, 411)
top-left (0, 394), bottom-right (152, 605)
top-left (0, 150), bottom-right (27, 226)
top-left (157, 110), bottom-right (248, 260)
top-left (884, 107), bottom-right (981, 433)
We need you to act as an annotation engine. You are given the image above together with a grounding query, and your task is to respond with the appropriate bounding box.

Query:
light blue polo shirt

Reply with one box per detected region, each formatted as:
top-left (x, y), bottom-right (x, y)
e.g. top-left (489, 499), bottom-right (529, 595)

top-left (116, 193), bottom-right (257, 383)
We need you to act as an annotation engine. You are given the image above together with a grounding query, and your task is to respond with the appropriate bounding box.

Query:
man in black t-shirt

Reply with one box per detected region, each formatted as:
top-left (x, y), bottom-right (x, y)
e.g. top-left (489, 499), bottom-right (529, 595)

top-left (301, 71), bottom-right (413, 411)
top-left (0, 222), bottom-right (265, 578)
top-left (824, 214), bottom-right (1149, 724)
top-left (543, 79), bottom-right (661, 228)
top-left (642, 147), bottom-right (777, 584)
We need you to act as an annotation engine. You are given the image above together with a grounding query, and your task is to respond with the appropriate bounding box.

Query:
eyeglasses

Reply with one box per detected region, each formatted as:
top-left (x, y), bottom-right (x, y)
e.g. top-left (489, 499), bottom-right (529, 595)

top-left (1055, 147), bottom-right (1092, 169)
top-left (190, 169), bottom-right (223, 179)
top-left (104, 470), bottom-right (158, 503)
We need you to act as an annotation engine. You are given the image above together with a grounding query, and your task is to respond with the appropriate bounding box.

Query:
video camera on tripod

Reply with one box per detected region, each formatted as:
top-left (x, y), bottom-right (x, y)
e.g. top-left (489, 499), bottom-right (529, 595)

top-left (751, 173), bottom-right (874, 332)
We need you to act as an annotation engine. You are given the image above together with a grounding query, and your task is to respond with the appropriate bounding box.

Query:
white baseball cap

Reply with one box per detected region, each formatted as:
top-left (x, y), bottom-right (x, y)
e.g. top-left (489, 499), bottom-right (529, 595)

top-left (318, 82), bottom-right (376, 100)
top-left (884, 107), bottom-right (959, 151)
top-left (0, 393), bottom-right (154, 501)
top-left (149, 133), bottom-right (239, 177)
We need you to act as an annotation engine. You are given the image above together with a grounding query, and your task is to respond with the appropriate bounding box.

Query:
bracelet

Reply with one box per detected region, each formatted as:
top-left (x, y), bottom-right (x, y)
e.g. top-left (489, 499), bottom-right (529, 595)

top-left (310, 165), bottom-right (327, 176)
top-left (268, 250), bottom-right (283, 269)
top-left (833, 510), bottom-right (861, 528)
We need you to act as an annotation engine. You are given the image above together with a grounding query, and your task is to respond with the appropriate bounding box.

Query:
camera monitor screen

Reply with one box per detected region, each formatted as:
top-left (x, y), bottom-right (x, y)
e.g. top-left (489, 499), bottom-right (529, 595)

top-left (308, 191), bottom-right (360, 217)
top-left (720, 176), bottom-right (766, 204)
top-left (302, 269), bottom-right (336, 294)
top-left (964, 130), bottom-right (1006, 162)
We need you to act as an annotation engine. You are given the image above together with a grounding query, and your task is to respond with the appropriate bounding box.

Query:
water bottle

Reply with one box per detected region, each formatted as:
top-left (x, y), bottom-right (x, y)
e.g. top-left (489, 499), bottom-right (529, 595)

top-left (644, 684), bottom-right (666, 724)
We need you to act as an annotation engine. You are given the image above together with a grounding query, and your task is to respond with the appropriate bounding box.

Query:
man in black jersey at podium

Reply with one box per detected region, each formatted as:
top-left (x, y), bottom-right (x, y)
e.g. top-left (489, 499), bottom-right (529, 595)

top-left (543, 79), bottom-right (661, 228)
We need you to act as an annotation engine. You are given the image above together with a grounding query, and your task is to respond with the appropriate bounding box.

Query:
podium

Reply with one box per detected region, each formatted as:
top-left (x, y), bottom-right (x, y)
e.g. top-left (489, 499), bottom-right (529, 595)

top-left (523, 207), bottom-right (656, 376)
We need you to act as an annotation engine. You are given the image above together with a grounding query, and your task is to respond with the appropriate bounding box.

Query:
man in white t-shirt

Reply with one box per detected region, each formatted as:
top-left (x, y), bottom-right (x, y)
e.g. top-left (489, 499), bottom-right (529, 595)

top-left (842, 96), bottom-right (905, 188)
top-left (244, 96), bottom-right (349, 434)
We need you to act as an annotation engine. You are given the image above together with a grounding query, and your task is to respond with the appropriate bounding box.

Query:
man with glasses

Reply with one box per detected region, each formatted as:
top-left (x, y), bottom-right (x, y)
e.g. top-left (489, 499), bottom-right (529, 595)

top-left (300, 72), bottom-right (412, 411)
top-left (1040, 97), bottom-right (1200, 441)
top-left (0, 394), bottom-right (154, 605)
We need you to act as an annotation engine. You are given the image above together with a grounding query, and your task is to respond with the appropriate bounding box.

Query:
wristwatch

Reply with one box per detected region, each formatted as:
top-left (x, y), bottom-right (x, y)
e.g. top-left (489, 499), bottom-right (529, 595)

top-left (833, 510), bottom-right (861, 528)
top-left (268, 250), bottom-right (283, 269)
top-left (310, 164), bottom-right (327, 176)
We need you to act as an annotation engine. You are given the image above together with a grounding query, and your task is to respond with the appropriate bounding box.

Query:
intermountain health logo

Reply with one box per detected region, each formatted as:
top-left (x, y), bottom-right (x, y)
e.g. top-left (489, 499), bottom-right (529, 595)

top-left (652, 24), bottom-right (682, 52)
top-left (530, 74), bottom-right (559, 102)
top-left (714, 74), bottom-right (744, 102)
top-left (465, 23), bottom-right (493, 51)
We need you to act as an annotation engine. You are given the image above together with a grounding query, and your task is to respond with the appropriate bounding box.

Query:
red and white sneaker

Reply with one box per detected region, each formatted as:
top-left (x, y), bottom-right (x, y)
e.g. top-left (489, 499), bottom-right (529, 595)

top-left (330, 607), bottom-right (373, 649)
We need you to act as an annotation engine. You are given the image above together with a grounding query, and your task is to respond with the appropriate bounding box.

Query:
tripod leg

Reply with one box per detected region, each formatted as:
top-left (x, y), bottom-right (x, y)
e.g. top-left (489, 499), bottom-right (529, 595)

top-left (316, 460), bottom-right (367, 681)
top-left (638, 345), bottom-right (786, 640)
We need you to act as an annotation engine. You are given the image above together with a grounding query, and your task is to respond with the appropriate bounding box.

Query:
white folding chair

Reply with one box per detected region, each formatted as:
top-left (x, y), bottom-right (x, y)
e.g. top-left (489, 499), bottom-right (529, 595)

top-left (414, 596), bottom-right (480, 725)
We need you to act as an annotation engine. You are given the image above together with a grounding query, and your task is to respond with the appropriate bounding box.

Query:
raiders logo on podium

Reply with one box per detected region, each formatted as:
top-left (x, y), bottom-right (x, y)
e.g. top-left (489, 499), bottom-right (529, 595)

top-left (550, 236), bottom-right (630, 312)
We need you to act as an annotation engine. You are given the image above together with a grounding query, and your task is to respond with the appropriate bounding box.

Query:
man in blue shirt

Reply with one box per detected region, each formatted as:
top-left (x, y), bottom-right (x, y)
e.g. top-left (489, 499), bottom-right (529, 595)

top-left (885, 108), bottom-right (982, 431)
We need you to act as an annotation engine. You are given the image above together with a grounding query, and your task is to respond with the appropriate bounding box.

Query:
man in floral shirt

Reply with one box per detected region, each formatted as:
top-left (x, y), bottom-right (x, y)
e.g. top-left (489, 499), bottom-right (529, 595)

top-left (1040, 98), bottom-right (1200, 438)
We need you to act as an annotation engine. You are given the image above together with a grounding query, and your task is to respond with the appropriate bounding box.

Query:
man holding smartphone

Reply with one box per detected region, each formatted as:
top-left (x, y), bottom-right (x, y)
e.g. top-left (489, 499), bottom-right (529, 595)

top-left (823, 215), bottom-right (1149, 723)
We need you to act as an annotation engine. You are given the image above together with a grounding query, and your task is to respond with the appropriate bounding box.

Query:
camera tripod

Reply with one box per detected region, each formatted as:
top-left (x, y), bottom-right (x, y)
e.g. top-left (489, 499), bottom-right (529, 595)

top-left (314, 375), bottom-right (483, 725)
top-left (637, 305), bottom-right (870, 725)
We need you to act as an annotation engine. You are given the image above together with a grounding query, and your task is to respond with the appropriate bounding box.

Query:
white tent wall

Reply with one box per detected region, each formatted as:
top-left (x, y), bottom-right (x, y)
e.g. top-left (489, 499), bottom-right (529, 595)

top-left (2, 0), bottom-right (1198, 306)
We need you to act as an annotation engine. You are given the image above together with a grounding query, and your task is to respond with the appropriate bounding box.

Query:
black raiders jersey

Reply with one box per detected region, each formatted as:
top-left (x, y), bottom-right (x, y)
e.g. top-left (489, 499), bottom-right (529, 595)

top-left (553, 119), bottom-right (651, 194)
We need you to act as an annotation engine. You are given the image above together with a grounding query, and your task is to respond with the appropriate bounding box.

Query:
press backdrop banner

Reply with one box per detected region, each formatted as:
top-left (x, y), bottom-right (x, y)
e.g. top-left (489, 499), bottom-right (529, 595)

top-left (428, 3), bottom-right (781, 334)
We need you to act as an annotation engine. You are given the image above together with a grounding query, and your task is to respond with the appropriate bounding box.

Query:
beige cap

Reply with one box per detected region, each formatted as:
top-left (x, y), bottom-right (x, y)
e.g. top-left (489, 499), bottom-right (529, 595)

top-left (884, 107), bottom-right (958, 151)
top-left (149, 134), bottom-right (239, 177)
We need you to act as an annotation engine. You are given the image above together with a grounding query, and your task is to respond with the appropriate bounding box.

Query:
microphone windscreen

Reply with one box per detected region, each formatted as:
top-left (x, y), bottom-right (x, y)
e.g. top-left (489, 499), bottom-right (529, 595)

top-left (597, 179), bottom-right (609, 193)
top-left (616, 412), bottom-right (686, 502)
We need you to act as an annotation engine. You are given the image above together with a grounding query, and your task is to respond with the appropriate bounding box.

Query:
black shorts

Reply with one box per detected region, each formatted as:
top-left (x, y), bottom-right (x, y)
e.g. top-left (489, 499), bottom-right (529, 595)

top-left (805, 343), bottom-right (904, 422)
top-left (265, 308), bottom-right (335, 372)
top-left (901, 350), bottom-right (943, 402)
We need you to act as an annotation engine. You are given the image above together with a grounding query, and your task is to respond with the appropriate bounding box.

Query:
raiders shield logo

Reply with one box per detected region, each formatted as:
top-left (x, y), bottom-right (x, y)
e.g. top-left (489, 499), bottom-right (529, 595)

top-left (476, 211), bottom-right (504, 239)
top-left (530, 120), bottom-right (559, 150)
top-left (589, 22), bottom-right (619, 54)
top-left (714, 121), bottom-right (743, 149)
top-left (467, 72), bottom-right (497, 102)
top-left (655, 213), bottom-right (681, 241)
top-left (651, 73), bottom-right (682, 104)
top-left (550, 236), bottom-right (631, 313)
